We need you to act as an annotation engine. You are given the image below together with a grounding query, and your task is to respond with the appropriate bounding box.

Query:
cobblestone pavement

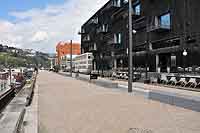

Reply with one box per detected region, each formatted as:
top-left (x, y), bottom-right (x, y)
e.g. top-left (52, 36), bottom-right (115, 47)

top-left (38, 71), bottom-right (200, 133)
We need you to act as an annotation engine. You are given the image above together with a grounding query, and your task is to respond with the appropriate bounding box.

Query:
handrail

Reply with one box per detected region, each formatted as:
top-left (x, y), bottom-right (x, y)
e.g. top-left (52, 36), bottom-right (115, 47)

top-left (14, 108), bottom-right (26, 133)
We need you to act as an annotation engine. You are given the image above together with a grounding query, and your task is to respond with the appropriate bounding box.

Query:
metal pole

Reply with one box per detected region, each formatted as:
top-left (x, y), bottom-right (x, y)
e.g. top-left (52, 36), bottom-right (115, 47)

top-left (145, 17), bottom-right (149, 82)
top-left (9, 67), bottom-right (12, 88)
top-left (183, 0), bottom-right (187, 74)
top-left (128, 0), bottom-right (133, 93)
top-left (70, 40), bottom-right (73, 77)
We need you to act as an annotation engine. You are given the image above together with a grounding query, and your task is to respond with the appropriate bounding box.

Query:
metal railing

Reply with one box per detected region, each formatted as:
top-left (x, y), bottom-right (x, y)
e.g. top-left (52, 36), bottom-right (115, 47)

top-left (0, 87), bottom-right (15, 112)
top-left (147, 24), bottom-right (171, 32)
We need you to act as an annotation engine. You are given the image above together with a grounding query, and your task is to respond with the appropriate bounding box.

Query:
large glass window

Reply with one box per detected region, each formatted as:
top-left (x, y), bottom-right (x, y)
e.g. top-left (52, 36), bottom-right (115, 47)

top-left (114, 33), bottom-right (122, 44)
top-left (160, 13), bottom-right (171, 28)
top-left (113, 0), bottom-right (121, 7)
top-left (135, 4), bottom-right (141, 15)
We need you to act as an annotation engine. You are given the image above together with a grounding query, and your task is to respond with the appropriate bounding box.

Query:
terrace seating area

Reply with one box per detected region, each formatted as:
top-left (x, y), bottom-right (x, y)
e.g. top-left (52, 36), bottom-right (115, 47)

top-left (106, 69), bottom-right (200, 91)
top-left (177, 66), bottom-right (200, 74)
top-left (93, 65), bottom-right (200, 91)
top-left (156, 73), bottom-right (200, 90)
top-left (111, 71), bottom-right (142, 81)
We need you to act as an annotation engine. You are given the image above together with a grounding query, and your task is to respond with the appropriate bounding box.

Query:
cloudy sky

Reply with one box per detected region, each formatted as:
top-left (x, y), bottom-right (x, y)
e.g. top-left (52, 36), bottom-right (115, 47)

top-left (0, 0), bottom-right (108, 53)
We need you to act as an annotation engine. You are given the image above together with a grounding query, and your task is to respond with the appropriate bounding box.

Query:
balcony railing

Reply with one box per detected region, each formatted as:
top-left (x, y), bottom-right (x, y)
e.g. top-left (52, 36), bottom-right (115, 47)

top-left (97, 25), bottom-right (109, 33)
top-left (107, 37), bottom-right (120, 45)
top-left (148, 24), bottom-right (171, 32)
top-left (82, 35), bottom-right (91, 42)
top-left (78, 29), bottom-right (86, 35)
top-left (111, 0), bottom-right (121, 8)
top-left (133, 21), bottom-right (146, 30)
top-left (89, 43), bottom-right (97, 51)
top-left (88, 17), bottom-right (98, 25)
top-left (107, 38), bottom-right (115, 45)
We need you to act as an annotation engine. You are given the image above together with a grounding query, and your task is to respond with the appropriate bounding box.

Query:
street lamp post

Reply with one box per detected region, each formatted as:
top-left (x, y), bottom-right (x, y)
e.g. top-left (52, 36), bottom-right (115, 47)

top-left (128, 0), bottom-right (137, 93)
top-left (70, 40), bottom-right (73, 77)
top-left (100, 54), bottom-right (103, 77)
top-left (183, 49), bottom-right (188, 74)
top-left (145, 16), bottom-right (150, 83)
top-left (128, 0), bottom-right (133, 93)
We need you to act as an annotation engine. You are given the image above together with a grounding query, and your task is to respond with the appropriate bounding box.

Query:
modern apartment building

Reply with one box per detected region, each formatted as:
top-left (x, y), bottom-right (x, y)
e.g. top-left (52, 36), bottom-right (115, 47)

top-left (80, 0), bottom-right (200, 73)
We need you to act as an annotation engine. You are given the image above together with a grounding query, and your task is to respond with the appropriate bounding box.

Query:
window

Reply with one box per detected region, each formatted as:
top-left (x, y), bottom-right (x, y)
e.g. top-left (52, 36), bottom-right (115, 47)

top-left (97, 24), bottom-right (108, 33)
top-left (102, 24), bottom-right (108, 32)
top-left (93, 43), bottom-right (97, 50)
top-left (160, 13), bottom-right (171, 28)
top-left (93, 17), bottom-right (98, 24)
top-left (81, 28), bottom-right (85, 33)
top-left (134, 4), bottom-right (141, 15)
top-left (86, 35), bottom-right (90, 41)
top-left (114, 33), bottom-right (122, 44)
top-left (123, 0), bottom-right (128, 4)
top-left (113, 0), bottom-right (121, 7)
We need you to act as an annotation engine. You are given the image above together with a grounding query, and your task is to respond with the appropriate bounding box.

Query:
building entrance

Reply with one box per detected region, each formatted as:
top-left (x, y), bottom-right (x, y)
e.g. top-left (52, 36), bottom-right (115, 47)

top-left (159, 53), bottom-right (171, 72)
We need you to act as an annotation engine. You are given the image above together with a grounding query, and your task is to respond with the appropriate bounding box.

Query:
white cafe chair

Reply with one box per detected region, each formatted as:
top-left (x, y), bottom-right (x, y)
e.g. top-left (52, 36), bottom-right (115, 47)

top-left (176, 77), bottom-right (187, 87)
top-left (168, 76), bottom-right (177, 85)
top-left (160, 74), bottom-right (168, 84)
top-left (185, 78), bottom-right (197, 88)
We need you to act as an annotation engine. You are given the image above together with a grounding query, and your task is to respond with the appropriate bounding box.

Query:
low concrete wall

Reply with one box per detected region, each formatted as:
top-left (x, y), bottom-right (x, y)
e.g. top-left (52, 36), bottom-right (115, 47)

top-left (0, 73), bottom-right (37, 133)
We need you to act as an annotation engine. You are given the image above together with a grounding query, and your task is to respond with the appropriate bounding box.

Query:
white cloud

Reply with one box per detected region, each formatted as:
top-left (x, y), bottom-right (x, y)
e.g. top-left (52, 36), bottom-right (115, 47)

top-left (31, 31), bottom-right (48, 42)
top-left (0, 0), bottom-right (109, 53)
top-left (0, 20), bottom-right (14, 32)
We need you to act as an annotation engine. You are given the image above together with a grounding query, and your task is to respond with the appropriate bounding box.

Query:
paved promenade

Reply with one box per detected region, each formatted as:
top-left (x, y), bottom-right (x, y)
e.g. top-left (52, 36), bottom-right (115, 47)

top-left (38, 71), bottom-right (200, 133)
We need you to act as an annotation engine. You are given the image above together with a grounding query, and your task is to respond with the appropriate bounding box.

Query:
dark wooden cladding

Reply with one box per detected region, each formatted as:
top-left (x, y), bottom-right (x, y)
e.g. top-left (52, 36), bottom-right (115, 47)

top-left (81, 0), bottom-right (200, 72)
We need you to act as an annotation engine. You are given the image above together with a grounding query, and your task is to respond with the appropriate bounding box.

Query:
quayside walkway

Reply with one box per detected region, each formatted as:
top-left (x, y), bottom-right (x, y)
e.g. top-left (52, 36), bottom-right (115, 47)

top-left (38, 71), bottom-right (200, 133)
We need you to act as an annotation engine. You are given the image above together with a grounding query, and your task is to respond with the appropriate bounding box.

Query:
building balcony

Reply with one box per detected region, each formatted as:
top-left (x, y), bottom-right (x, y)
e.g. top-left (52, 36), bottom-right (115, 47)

top-left (88, 17), bottom-right (98, 25)
top-left (88, 43), bottom-right (97, 52)
top-left (111, 0), bottom-right (121, 8)
top-left (97, 29), bottom-right (108, 34)
top-left (111, 7), bottom-right (141, 20)
top-left (148, 24), bottom-right (171, 32)
top-left (107, 38), bottom-right (115, 45)
top-left (132, 12), bottom-right (141, 19)
top-left (82, 39), bottom-right (91, 42)
top-left (133, 21), bottom-right (146, 30)
top-left (82, 35), bottom-right (91, 42)
top-left (107, 38), bottom-right (120, 45)
top-left (78, 29), bottom-right (87, 35)
top-left (97, 24), bottom-right (109, 34)
top-left (82, 39), bottom-right (91, 43)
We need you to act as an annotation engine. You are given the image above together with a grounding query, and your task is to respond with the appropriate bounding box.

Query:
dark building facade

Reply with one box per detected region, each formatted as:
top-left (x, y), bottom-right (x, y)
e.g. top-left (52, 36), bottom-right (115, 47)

top-left (80, 0), bottom-right (200, 73)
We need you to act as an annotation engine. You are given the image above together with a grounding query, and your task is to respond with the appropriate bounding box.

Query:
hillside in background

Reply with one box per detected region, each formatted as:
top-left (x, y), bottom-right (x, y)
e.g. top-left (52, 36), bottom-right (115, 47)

top-left (0, 44), bottom-right (51, 68)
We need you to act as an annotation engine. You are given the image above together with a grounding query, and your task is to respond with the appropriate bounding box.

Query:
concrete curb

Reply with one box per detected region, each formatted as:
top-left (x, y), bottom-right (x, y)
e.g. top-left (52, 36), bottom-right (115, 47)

top-left (149, 90), bottom-right (200, 112)
top-left (118, 84), bottom-right (150, 99)
top-left (58, 72), bottom-right (119, 89)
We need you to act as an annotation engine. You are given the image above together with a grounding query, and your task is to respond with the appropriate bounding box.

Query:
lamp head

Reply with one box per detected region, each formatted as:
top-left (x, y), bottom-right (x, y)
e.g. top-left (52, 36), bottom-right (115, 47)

top-left (183, 49), bottom-right (188, 56)
top-left (132, 30), bottom-right (137, 34)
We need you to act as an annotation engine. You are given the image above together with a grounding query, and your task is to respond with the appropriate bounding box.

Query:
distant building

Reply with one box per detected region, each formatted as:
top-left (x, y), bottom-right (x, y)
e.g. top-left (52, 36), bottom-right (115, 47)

top-left (48, 56), bottom-right (57, 69)
top-left (56, 42), bottom-right (81, 68)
